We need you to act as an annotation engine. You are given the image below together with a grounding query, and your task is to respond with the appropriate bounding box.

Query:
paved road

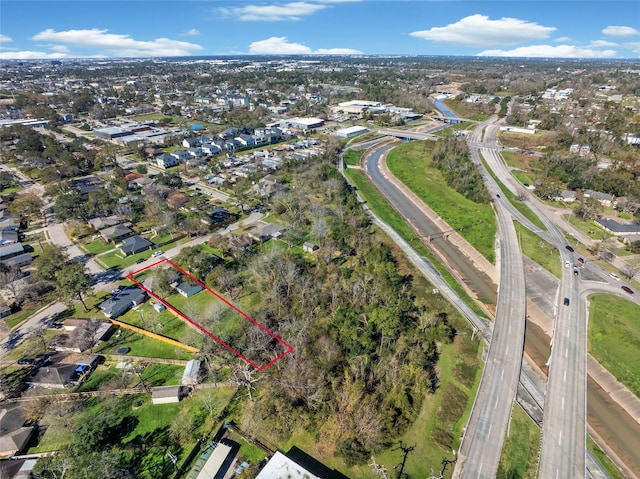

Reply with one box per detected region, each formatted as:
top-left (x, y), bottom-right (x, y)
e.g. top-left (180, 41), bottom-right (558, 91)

top-left (453, 121), bottom-right (527, 479)
top-left (363, 143), bottom-right (498, 305)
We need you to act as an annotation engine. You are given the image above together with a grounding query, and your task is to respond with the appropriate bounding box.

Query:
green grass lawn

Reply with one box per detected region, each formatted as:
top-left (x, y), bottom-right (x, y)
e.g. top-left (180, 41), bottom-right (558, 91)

top-left (565, 214), bottom-right (610, 241)
top-left (344, 168), bottom-right (489, 318)
top-left (100, 237), bottom-right (186, 269)
top-left (497, 403), bottom-right (541, 479)
top-left (386, 141), bottom-right (497, 263)
top-left (515, 222), bottom-right (561, 278)
top-left (4, 307), bottom-right (38, 330)
top-left (83, 239), bottom-right (116, 255)
top-left (94, 328), bottom-right (194, 360)
top-left (140, 363), bottom-right (184, 386)
top-left (588, 294), bottom-right (640, 397)
top-left (343, 149), bottom-right (364, 167)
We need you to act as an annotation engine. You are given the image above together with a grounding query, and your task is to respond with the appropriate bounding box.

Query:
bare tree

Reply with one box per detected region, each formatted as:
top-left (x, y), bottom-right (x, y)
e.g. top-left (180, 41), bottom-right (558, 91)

top-left (623, 263), bottom-right (639, 281)
top-left (230, 362), bottom-right (261, 401)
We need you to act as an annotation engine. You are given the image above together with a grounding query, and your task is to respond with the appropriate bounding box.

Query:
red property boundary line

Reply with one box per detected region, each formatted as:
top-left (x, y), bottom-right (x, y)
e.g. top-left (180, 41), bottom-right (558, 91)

top-left (126, 258), bottom-right (293, 370)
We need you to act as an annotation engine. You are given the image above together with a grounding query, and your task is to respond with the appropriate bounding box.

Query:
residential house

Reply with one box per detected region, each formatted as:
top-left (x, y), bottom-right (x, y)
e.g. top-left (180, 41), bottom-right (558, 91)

top-left (254, 175), bottom-right (287, 198)
top-left (88, 215), bottom-right (122, 231)
top-left (183, 137), bottom-right (201, 149)
top-left (187, 147), bottom-right (205, 158)
top-left (202, 206), bottom-right (233, 226)
top-left (170, 150), bottom-right (191, 162)
top-left (0, 404), bottom-right (36, 457)
top-left (131, 176), bottom-right (155, 189)
top-left (595, 219), bottom-right (640, 241)
top-left (100, 224), bottom-right (132, 243)
top-left (557, 190), bottom-right (577, 203)
top-left (99, 286), bottom-right (146, 319)
top-left (157, 153), bottom-right (178, 169)
top-left (201, 143), bottom-right (221, 156)
top-left (151, 385), bottom-right (183, 404)
top-left (248, 223), bottom-right (287, 243)
top-left (255, 451), bottom-right (321, 479)
top-left (181, 359), bottom-right (201, 386)
top-left (0, 228), bottom-right (18, 245)
top-left (235, 134), bottom-right (255, 148)
top-left (175, 280), bottom-right (203, 298)
top-left (583, 189), bottom-right (613, 207)
top-left (119, 235), bottom-right (153, 256)
top-left (0, 242), bottom-right (31, 269)
top-left (51, 321), bottom-right (113, 352)
top-left (27, 363), bottom-right (78, 388)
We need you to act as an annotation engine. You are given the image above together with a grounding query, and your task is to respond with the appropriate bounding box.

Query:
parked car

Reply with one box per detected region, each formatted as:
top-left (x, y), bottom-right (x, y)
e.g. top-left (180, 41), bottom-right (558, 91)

top-left (563, 297), bottom-right (570, 306)
top-left (152, 250), bottom-right (164, 258)
top-left (621, 286), bottom-right (634, 294)
top-left (135, 257), bottom-right (146, 264)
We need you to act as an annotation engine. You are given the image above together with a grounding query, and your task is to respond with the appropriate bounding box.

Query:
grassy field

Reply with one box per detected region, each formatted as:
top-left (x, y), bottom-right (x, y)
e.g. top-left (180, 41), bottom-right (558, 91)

top-left (565, 214), bottom-right (610, 241)
top-left (3, 307), bottom-right (38, 330)
top-left (343, 149), bottom-right (364, 167)
top-left (94, 327), bottom-right (194, 360)
top-left (83, 238), bottom-right (116, 255)
top-left (588, 294), bottom-right (640, 397)
top-left (344, 168), bottom-right (489, 318)
top-left (386, 141), bottom-right (497, 263)
top-left (497, 403), bottom-right (541, 479)
top-left (515, 222), bottom-right (561, 278)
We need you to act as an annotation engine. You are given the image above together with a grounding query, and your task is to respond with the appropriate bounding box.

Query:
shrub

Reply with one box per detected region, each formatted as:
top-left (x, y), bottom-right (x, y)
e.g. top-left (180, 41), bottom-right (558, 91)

top-left (335, 437), bottom-right (370, 467)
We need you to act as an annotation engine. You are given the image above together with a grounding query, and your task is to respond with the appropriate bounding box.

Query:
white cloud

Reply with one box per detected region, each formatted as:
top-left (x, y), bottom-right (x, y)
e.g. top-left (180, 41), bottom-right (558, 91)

top-left (410, 14), bottom-right (556, 46)
top-left (31, 28), bottom-right (203, 57)
top-left (477, 44), bottom-right (617, 58)
top-left (219, 2), bottom-right (327, 21)
top-left (248, 36), bottom-right (361, 54)
top-left (0, 34), bottom-right (12, 43)
top-left (0, 50), bottom-right (68, 60)
top-left (183, 29), bottom-right (200, 36)
top-left (623, 42), bottom-right (640, 55)
top-left (589, 40), bottom-right (617, 48)
top-left (602, 26), bottom-right (640, 37)
top-left (554, 36), bottom-right (572, 43)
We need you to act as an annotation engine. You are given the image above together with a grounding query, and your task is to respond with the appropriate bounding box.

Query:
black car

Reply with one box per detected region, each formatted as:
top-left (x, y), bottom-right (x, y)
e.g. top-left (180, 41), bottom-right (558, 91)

top-left (565, 245), bottom-right (575, 252)
top-left (563, 297), bottom-right (570, 306)
top-left (135, 257), bottom-right (146, 264)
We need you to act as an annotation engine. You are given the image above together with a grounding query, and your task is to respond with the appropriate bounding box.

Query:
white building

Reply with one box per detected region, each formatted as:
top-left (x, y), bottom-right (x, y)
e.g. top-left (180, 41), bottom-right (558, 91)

top-left (335, 126), bottom-right (369, 138)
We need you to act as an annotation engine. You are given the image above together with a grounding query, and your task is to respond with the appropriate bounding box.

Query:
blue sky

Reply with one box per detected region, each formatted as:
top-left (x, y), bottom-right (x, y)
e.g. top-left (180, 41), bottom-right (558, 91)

top-left (1, 1), bottom-right (639, 59)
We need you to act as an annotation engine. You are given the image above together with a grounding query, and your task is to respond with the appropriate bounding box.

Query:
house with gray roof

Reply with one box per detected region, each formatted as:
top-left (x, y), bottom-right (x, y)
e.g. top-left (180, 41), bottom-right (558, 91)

top-left (0, 404), bottom-right (36, 457)
top-left (249, 223), bottom-right (287, 242)
top-left (595, 219), bottom-right (640, 240)
top-left (119, 235), bottom-right (153, 256)
top-left (101, 224), bottom-right (133, 242)
top-left (99, 287), bottom-right (146, 319)
top-left (583, 189), bottom-right (614, 206)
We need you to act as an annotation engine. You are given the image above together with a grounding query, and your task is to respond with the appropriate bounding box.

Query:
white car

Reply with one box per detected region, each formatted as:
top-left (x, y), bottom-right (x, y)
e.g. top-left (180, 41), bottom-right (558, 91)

top-left (151, 250), bottom-right (164, 258)
top-left (564, 260), bottom-right (571, 268)
top-left (609, 272), bottom-right (620, 281)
